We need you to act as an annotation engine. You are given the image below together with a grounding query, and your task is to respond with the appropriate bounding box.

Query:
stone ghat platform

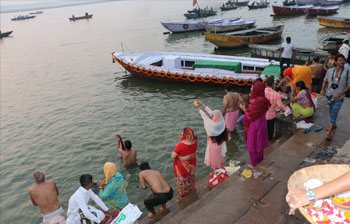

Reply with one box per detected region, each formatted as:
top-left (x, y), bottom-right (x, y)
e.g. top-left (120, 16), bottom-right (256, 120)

top-left (139, 97), bottom-right (350, 224)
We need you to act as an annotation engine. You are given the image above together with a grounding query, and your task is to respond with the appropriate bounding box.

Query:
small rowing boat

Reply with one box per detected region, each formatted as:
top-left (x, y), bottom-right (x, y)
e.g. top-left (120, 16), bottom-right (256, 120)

top-left (205, 25), bottom-right (284, 48)
top-left (11, 15), bottom-right (36, 21)
top-left (69, 14), bottom-right (93, 21)
top-left (0, 30), bottom-right (13, 38)
top-left (317, 16), bottom-right (350, 29)
top-left (248, 1), bottom-right (269, 9)
top-left (203, 18), bottom-right (256, 33)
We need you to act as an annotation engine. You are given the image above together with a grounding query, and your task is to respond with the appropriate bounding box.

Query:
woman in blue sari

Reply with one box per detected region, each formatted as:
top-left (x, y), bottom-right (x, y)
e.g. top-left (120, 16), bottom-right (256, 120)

top-left (99, 162), bottom-right (128, 211)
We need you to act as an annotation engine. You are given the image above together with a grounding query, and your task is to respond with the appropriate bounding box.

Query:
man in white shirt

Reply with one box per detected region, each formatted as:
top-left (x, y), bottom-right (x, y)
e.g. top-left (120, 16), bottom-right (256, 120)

top-left (279, 37), bottom-right (296, 72)
top-left (66, 174), bottom-right (109, 224)
top-left (336, 40), bottom-right (350, 68)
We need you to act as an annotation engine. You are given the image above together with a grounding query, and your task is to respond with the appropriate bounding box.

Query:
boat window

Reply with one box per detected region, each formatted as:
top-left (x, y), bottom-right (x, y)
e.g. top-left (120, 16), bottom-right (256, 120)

top-left (151, 60), bottom-right (163, 67)
top-left (255, 67), bottom-right (265, 72)
top-left (185, 61), bottom-right (195, 67)
top-left (243, 65), bottom-right (255, 71)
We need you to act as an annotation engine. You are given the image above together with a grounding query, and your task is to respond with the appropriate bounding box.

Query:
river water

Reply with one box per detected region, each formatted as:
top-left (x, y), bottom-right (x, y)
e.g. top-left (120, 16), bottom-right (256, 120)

top-left (1, 1), bottom-right (349, 223)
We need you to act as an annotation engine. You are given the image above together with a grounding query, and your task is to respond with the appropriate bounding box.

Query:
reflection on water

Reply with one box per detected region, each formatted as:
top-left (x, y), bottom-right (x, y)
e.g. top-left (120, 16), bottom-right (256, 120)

top-left (165, 31), bottom-right (205, 44)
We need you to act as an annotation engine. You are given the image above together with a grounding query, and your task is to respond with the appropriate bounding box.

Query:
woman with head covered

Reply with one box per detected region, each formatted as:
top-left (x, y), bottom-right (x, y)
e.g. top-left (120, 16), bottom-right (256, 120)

top-left (98, 162), bottom-right (128, 211)
top-left (193, 100), bottom-right (227, 170)
top-left (239, 81), bottom-right (271, 167)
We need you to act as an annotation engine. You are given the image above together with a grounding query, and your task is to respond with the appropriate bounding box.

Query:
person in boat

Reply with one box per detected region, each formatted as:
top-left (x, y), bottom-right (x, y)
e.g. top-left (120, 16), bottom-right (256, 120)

top-left (323, 50), bottom-right (337, 72)
top-left (171, 127), bottom-right (197, 200)
top-left (286, 171), bottom-right (350, 215)
top-left (194, 100), bottom-right (228, 170)
top-left (117, 136), bottom-right (137, 167)
top-left (222, 84), bottom-right (240, 136)
top-left (290, 80), bottom-right (315, 120)
top-left (139, 162), bottom-right (173, 218)
top-left (85, 12), bottom-right (88, 16)
top-left (72, 14), bottom-right (75, 18)
top-left (239, 81), bottom-right (270, 167)
top-left (264, 76), bottom-right (288, 140)
top-left (321, 54), bottom-right (350, 140)
top-left (66, 174), bottom-right (110, 224)
top-left (98, 162), bottom-right (128, 211)
top-left (310, 56), bottom-right (326, 93)
top-left (279, 37), bottom-right (296, 73)
top-left (28, 171), bottom-right (66, 224)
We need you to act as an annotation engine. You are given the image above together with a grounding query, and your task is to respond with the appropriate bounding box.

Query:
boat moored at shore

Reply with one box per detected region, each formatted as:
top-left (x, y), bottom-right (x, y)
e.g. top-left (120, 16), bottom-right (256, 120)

top-left (111, 51), bottom-right (278, 86)
top-left (203, 19), bottom-right (256, 33)
top-left (205, 25), bottom-right (284, 48)
top-left (317, 16), bottom-right (350, 29)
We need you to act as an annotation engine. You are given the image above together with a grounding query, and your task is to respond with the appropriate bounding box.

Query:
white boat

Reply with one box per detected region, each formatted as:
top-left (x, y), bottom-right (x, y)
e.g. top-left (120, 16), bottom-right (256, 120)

top-left (111, 51), bottom-right (277, 86)
top-left (161, 17), bottom-right (240, 33)
top-left (203, 19), bottom-right (256, 33)
top-left (320, 0), bottom-right (342, 5)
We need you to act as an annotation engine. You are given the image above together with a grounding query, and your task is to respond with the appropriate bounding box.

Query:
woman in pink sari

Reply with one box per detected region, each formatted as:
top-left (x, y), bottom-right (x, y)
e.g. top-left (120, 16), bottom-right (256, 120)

top-left (171, 128), bottom-right (197, 200)
top-left (194, 100), bottom-right (228, 170)
top-left (239, 81), bottom-right (271, 167)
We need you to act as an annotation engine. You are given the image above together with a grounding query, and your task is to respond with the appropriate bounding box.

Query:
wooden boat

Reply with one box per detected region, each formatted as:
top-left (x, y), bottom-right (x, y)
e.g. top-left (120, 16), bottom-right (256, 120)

top-left (319, 32), bottom-right (350, 50)
top-left (204, 19), bottom-right (256, 33)
top-left (205, 25), bottom-right (284, 48)
top-left (184, 10), bottom-right (217, 19)
top-left (0, 31), bottom-right (13, 38)
top-left (272, 5), bottom-right (312, 16)
top-left (161, 17), bottom-right (240, 33)
top-left (283, 0), bottom-right (297, 6)
top-left (320, 0), bottom-right (342, 6)
top-left (235, 0), bottom-right (250, 6)
top-left (306, 6), bottom-right (339, 16)
top-left (69, 14), bottom-right (93, 21)
top-left (249, 44), bottom-right (328, 62)
top-left (11, 15), bottom-right (36, 21)
top-left (248, 1), bottom-right (269, 9)
top-left (318, 16), bottom-right (350, 29)
top-left (111, 51), bottom-right (278, 86)
top-left (29, 11), bottom-right (43, 15)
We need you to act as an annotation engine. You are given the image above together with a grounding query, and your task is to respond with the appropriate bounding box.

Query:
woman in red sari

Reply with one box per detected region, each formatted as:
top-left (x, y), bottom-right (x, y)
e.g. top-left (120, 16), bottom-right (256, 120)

top-left (171, 127), bottom-right (198, 200)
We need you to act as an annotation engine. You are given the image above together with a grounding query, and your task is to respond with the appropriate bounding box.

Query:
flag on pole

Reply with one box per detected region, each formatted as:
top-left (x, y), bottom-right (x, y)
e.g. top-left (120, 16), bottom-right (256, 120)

top-left (192, 0), bottom-right (197, 6)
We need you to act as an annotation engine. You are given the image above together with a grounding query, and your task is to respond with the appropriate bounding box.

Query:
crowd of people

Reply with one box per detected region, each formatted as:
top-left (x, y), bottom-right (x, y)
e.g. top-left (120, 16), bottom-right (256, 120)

top-left (28, 38), bottom-right (350, 224)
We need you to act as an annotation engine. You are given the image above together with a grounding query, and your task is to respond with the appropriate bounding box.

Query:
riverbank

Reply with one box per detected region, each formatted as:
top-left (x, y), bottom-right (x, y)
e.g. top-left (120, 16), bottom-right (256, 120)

top-left (139, 97), bottom-right (350, 224)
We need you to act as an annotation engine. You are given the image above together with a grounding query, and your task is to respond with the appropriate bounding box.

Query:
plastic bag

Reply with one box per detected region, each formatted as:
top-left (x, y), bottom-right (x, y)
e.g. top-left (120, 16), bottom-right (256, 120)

top-left (111, 203), bottom-right (142, 224)
top-left (209, 167), bottom-right (228, 188)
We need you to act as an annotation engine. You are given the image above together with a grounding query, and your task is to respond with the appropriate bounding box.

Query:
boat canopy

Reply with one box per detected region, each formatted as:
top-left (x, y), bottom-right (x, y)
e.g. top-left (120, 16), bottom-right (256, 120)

top-left (261, 64), bottom-right (280, 78)
top-left (192, 60), bottom-right (242, 73)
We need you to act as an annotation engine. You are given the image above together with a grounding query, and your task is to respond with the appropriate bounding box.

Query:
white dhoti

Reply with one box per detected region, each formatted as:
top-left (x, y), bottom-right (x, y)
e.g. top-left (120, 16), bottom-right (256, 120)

top-left (42, 206), bottom-right (66, 224)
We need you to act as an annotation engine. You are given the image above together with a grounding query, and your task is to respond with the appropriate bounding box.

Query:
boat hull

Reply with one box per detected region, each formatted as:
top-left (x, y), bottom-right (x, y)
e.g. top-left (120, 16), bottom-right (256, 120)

top-left (220, 6), bottom-right (238, 11)
top-left (248, 4), bottom-right (268, 9)
top-left (205, 26), bottom-right (283, 48)
top-left (184, 12), bottom-right (217, 19)
top-left (0, 31), bottom-right (13, 38)
top-left (272, 5), bottom-right (310, 16)
top-left (11, 15), bottom-right (36, 21)
top-left (69, 15), bottom-right (93, 21)
top-left (306, 7), bottom-right (338, 16)
top-left (317, 16), bottom-right (350, 29)
top-left (161, 22), bottom-right (204, 32)
top-left (236, 1), bottom-right (249, 6)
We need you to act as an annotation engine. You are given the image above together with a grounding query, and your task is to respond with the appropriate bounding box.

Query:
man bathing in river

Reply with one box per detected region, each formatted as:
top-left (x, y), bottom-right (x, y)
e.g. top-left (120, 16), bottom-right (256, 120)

top-left (139, 162), bottom-right (173, 218)
top-left (117, 136), bottom-right (137, 167)
top-left (28, 171), bottom-right (66, 224)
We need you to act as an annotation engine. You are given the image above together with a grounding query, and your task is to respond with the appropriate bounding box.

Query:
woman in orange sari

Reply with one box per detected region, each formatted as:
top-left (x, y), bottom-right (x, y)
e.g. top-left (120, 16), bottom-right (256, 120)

top-left (171, 127), bottom-right (198, 200)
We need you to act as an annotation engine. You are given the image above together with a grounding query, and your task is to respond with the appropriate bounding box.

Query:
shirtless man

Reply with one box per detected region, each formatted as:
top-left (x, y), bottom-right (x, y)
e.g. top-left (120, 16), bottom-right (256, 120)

top-left (28, 171), bottom-right (66, 224)
top-left (118, 139), bottom-right (137, 167)
top-left (222, 84), bottom-right (240, 135)
top-left (139, 162), bottom-right (173, 218)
